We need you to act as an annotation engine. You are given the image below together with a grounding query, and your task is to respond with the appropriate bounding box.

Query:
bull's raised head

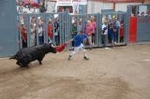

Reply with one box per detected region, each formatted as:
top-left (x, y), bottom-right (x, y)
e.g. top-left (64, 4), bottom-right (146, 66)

top-left (45, 43), bottom-right (57, 53)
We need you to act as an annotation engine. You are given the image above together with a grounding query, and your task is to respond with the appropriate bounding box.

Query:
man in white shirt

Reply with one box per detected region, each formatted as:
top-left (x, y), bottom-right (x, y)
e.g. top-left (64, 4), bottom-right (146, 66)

top-left (101, 22), bottom-right (108, 49)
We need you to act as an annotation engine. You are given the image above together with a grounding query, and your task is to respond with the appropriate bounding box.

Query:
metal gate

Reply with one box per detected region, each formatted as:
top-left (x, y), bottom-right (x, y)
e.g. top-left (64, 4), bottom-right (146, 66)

top-left (17, 12), bottom-right (71, 49)
top-left (0, 0), bottom-right (18, 57)
top-left (127, 4), bottom-right (150, 42)
top-left (70, 14), bottom-right (99, 48)
top-left (137, 16), bottom-right (150, 42)
top-left (17, 11), bottom-right (128, 50)
top-left (100, 11), bottom-right (128, 47)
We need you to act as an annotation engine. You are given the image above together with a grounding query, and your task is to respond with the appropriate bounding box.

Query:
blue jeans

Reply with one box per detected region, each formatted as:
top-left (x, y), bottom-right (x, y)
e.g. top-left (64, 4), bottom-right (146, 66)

top-left (39, 36), bottom-right (44, 45)
top-left (102, 35), bottom-right (107, 47)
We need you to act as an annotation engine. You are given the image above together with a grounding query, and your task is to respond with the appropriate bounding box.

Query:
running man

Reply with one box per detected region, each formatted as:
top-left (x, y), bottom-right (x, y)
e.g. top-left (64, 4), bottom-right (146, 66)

top-left (68, 30), bottom-right (89, 60)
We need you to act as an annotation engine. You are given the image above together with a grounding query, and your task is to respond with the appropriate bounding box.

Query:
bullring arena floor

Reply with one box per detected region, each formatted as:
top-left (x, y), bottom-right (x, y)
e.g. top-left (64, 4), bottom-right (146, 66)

top-left (0, 43), bottom-right (150, 99)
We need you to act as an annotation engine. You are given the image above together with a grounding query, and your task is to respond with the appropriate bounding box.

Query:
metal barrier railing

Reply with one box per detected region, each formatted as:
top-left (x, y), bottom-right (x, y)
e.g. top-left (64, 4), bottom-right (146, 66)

top-left (17, 12), bottom-right (128, 49)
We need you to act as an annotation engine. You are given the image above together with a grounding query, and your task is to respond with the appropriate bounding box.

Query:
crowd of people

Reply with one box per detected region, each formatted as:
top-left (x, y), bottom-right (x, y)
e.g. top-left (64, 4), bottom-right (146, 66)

top-left (16, 0), bottom-right (47, 14)
top-left (19, 15), bottom-right (60, 48)
top-left (138, 10), bottom-right (150, 16)
top-left (71, 15), bottom-right (125, 49)
top-left (71, 16), bottom-right (97, 48)
top-left (101, 16), bottom-right (125, 48)
top-left (17, 13), bottom-right (126, 61)
top-left (18, 14), bottom-right (125, 49)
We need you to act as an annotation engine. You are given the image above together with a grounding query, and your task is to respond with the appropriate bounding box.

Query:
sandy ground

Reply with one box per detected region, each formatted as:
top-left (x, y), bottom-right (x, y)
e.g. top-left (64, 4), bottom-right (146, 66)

top-left (0, 44), bottom-right (150, 99)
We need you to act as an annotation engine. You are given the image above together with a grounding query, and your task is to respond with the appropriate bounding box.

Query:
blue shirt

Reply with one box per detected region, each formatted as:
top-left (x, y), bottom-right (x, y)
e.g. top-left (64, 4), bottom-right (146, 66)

top-left (74, 33), bottom-right (87, 47)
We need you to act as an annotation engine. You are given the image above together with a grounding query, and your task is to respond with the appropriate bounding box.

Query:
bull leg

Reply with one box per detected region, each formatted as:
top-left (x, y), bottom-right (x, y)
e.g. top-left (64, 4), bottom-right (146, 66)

top-left (22, 61), bottom-right (30, 67)
top-left (16, 61), bottom-right (21, 66)
top-left (37, 55), bottom-right (45, 65)
top-left (19, 58), bottom-right (30, 67)
top-left (16, 61), bottom-right (24, 67)
top-left (38, 59), bottom-right (42, 65)
top-left (22, 62), bottom-right (28, 67)
top-left (38, 56), bottom-right (44, 65)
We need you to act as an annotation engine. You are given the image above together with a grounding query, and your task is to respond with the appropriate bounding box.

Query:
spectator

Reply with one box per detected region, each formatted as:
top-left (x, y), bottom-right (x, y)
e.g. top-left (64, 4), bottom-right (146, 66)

top-left (107, 22), bottom-right (114, 48)
top-left (146, 10), bottom-right (150, 16)
top-left (90, 16), bottom-right (97, 45)
top-left (141, 12), bottom-right (145, 16)
top-left (112, 24), bottom-right (118, 44)
top-left (47, 19), bottom-right (53, 43)
top-left (120, 21), bottom-right (124, 42)
top-left (72, 22), bottom-right (77, 46)
top-left (30, 17), bottom-right (36, 46)
top-left (39, 0), bottom-right (46, 13)
top-left (101, 21), bottom-right (108, 49)
top-left (37, 17), bottom-right (44, 45)
top-left (21, 24), bottom-right (27, 48)
top-left (114, 18), bottom-right (120, 43)
top-left (85, 20), bottom-right (93, 48)
top-left (54, 17), bottom-right (60, 45)
top-left (77, 19), bottom-right (83, 32)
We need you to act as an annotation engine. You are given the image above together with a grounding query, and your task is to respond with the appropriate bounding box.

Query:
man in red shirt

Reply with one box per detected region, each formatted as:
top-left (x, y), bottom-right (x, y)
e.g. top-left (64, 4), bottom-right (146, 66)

top-left (21, 24), bottom-right (27, 48)
top-left (47, 19), bottom-right (53, 43)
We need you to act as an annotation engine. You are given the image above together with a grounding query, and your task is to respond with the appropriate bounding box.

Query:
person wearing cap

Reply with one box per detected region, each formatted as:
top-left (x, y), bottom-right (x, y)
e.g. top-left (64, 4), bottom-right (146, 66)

top-left (68, 30), bottom-right (89, 60)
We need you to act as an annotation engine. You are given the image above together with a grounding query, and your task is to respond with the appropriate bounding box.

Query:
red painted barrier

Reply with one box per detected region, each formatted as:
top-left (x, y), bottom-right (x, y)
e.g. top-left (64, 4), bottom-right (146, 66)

top-left (129, 16), bottom-right (137, 43)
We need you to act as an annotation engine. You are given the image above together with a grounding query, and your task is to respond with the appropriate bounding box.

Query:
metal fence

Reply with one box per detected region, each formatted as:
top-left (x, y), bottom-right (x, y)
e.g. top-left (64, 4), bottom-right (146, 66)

top-left (0, 0), bottom-right (18, 57)
top-left (1, 3), bottom-right (150, 57)
top-left (127, 4), bottom-right (150, 42)
top-left (17, 11), bottom-right (128, 50)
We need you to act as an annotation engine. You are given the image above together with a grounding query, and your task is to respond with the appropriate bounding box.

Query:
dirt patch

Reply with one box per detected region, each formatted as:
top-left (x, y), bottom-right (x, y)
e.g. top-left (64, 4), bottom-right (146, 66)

top-left (0, 44), bottom-right (150, 99)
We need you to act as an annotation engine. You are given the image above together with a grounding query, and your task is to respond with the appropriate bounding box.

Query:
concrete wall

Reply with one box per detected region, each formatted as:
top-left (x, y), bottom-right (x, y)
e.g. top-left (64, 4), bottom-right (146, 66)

top-left (0, 0), bottom-right (18, 57)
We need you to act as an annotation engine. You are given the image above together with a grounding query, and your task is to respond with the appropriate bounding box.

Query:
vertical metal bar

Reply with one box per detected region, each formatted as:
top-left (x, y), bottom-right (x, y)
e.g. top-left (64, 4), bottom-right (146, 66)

top-left (124, 13), bottom-right (127, 44)
top-left (99, 13), bottom-right (102, 47)
top-left (126, 5), bottom-right (131, 44)
top-left (36, 15), bottom-right (39, 45)
top-left (95, 13), bottom-right (99, 47)
top-left (19, 15), bottom-right (22, 49)
top-left (59, 13), bottom-right (62, 45)
top-left (117, 14), bottom-right (121, 44)
top-left (26, 14), bottom-right (30, 47)
top-left (44, 13), bottom-right (48, 43)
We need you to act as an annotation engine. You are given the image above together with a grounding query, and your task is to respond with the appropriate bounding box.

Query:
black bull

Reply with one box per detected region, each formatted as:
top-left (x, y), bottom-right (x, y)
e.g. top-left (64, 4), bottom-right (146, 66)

top-left (9, 43), bottom-right (57, 67)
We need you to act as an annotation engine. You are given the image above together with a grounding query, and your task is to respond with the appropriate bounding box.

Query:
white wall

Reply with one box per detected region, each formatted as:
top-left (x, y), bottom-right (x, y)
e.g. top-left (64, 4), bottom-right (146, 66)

top-left (47, 2), bottom-right (56, 13)
top-left (87, 1), bottom-right (141, 14)
top-left (87, 1), bottom-right (113, 14)
top-left (116, 3), bottom-right (141, 12)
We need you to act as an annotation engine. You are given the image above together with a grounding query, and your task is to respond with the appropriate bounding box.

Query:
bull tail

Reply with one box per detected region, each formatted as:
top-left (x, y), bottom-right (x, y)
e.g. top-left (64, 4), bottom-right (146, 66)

top-left (9, 55), bottom-right (16, 60)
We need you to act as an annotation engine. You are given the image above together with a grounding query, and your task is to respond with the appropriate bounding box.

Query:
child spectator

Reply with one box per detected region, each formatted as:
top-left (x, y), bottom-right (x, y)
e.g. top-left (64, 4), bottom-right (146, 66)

top-left (47, 19), bottom-right (53, 43)
top-left (21, 24), bottom-right (27, 48)
top-left (120, 21), bottom-right (124, 42)
top-left (30, 17), bottom-right (36, 46)
top-left (101, 21), bottom-right (108, 48)
top-left (54, 17), bottom-right (60, 45)
top-left (37, 17), bottom-right (44, 45)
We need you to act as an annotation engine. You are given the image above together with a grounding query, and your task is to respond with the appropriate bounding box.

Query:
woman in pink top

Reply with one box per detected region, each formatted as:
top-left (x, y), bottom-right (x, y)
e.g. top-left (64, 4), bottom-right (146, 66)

top-left (91, 16), bottom-right (97, 45)
top-left (85, 20), bottom-right (93, 47)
